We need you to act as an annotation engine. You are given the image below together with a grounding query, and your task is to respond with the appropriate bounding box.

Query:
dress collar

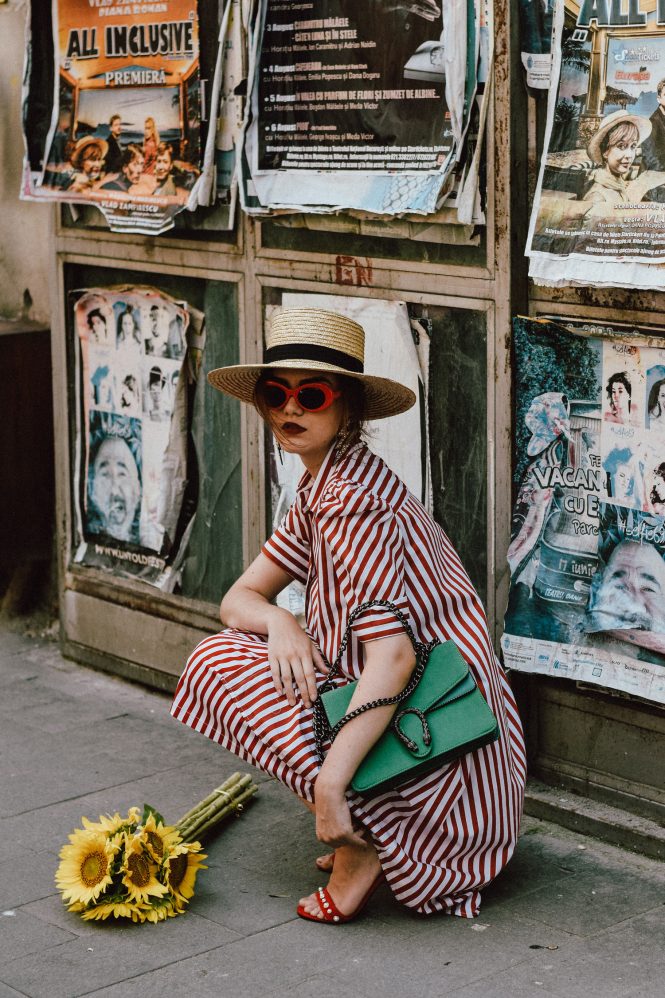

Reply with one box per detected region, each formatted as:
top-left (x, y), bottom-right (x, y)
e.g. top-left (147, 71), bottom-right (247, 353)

top-left (296, 441), bottom-right (365, 512)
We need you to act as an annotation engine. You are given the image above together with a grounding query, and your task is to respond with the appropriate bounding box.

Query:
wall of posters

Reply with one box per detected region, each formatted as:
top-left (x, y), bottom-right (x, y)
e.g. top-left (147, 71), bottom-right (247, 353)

top-left (72, 287), bottom-right (205, 587)
top-left (22, 0), bottom-right (202, 235)
top-left (527, 0), bottom-right (665, 289)
top-left (502, 316), bottom-right (665, 705)
top-left (241, 0), bottom-right (484, 215)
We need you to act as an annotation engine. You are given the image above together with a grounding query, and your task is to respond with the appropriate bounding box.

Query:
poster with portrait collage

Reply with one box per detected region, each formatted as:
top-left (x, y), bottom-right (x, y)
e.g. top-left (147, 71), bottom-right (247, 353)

top-left (72, 287), bottom-right (205, 587)
top-left (21, 0), bottom-right (202, 235)
top-left (502, 316), bottom-right (665, 705)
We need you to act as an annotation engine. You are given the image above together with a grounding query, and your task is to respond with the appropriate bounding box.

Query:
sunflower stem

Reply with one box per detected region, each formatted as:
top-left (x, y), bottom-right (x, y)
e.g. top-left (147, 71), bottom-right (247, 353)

top-left (175, 775), bottom-right (254, 836)
top-left (175, 772), bottom-right (247, 828)
top-left (177, 786), bottom-right (258, 843)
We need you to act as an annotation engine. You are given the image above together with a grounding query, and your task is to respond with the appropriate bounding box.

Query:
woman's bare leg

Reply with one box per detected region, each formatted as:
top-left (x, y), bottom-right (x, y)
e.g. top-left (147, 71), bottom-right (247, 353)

top-left (296, 797), bottom-right (382, 918)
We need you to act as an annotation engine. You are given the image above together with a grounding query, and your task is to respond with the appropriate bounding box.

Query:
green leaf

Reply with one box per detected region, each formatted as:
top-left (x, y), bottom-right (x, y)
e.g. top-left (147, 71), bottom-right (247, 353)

top-left (142, 803), bottom-right (165, 825)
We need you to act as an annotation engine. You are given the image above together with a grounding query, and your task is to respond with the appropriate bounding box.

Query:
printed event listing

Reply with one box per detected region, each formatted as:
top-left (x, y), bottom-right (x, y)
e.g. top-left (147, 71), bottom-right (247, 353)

top-left (241, 0), bottom-right (475, 215)
top-left (502, 316), bottom-right (665, 705)
top-left (528, 0), bottom-right (665, 288)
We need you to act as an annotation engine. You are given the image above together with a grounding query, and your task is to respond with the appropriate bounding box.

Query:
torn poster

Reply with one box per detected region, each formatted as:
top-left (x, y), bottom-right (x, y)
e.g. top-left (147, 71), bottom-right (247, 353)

top-left (502, 315), bottom-right (665, 705)
top-left (527, 0), bottom-right (665, 289)
top-left (22, 0), bottom-right (202, 235)
top-left (241, 0), bottom-right (479, 215)
top-left (72, 286), bottom-right (205, 588)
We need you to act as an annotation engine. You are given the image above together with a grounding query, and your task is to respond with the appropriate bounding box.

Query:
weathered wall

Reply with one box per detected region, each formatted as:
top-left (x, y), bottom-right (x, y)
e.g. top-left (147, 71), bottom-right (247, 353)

top-left (0, 3), bottom-right (51, 323)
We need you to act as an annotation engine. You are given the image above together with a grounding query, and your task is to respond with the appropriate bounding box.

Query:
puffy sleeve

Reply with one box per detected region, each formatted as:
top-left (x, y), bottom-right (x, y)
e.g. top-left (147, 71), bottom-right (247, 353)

top-left (318, 481), bottom-right (410, 642)
top-left (262, 494), bottom-right (311, 585)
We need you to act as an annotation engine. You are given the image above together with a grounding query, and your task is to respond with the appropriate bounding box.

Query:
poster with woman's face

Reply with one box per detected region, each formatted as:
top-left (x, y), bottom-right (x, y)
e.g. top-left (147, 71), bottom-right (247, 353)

top-left (72, 286), bottom-right (197, 585)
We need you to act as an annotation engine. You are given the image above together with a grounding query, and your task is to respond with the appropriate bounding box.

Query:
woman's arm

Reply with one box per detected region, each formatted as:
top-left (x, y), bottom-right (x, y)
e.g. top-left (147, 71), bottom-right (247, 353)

top-left (220, 552), bottom-right (325, 708)
top-left (314, 631), bottom-right (416, 848)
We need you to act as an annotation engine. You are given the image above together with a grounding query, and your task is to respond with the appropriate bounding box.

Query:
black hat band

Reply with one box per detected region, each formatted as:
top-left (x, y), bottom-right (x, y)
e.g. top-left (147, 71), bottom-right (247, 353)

top-left (263, 343), bottom-right (364, 373)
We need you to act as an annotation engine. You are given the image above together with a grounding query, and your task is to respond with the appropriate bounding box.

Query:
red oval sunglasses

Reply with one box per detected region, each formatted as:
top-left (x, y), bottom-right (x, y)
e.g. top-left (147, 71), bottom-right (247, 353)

top-left (262, 379), bottom-right (341, 413)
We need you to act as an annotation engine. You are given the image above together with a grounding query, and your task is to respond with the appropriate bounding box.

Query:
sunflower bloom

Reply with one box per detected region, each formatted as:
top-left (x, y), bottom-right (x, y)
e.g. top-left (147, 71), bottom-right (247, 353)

top-left (164, 842), bottom-right (207, 908)
top-left (55, 831), bottom-right (118, 906)
top-left (140, 814), bottom-right (182, 863)
top-left (81, 899), bottom-right (145, 922)
top-left (120, 834), bottom-right (169, 905)
top-left (140, 897), bottom-right (180, 923)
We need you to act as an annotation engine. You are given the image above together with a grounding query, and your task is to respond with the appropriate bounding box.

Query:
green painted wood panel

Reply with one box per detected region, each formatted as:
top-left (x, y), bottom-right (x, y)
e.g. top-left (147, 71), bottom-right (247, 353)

top-left (425, 305), bottom-right (487, 602)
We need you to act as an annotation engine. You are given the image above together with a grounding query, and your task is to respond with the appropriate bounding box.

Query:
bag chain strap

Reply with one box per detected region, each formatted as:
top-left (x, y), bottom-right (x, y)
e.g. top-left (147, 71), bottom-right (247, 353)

top-left (312, 598), bottom-right (439, 763)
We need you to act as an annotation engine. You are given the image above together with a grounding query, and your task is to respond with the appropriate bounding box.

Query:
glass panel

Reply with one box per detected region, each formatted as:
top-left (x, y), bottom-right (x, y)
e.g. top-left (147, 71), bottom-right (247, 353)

top-left (260, 218), bottom-right (486, 267)
top-left (423, 304), bottom-right (487, 602)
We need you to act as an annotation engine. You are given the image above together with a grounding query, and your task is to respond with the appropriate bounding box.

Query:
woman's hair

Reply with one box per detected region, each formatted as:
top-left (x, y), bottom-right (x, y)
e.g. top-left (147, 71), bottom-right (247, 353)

top-left (253, 372), bottom-right (367, 456)
top-left (87, 308), bottom-right (105, 330)
top-left (116, 305), bottom-right (139, 343)
top-left (144, 117), bottom-right (160, 143)
top-left (600, 121), bottom-right (639, 158)
top-left (648, 377), bottom-right (665, 416)
top-left (650, 462), bottom-right (665, 506)
top-left (606, 371), bottom-right (632, 409)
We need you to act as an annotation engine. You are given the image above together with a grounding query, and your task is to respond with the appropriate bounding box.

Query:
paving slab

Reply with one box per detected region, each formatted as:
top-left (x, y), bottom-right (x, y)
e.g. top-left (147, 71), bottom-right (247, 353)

top-left (2, 628), bottom-right (665, 998)
top-left (0, 909), bottom-right (76, 964)
top-left (0, 914), bottom-right (237, 998)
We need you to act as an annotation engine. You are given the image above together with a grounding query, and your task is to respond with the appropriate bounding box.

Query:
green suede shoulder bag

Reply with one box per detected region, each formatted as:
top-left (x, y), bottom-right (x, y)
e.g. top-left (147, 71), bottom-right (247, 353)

top-left (313, 599), bottom-right (499, 795)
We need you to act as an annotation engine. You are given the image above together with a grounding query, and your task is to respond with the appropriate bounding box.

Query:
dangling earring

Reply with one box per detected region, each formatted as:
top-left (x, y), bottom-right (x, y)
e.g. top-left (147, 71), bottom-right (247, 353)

top-left (277, 442), bottom-right (284, 465)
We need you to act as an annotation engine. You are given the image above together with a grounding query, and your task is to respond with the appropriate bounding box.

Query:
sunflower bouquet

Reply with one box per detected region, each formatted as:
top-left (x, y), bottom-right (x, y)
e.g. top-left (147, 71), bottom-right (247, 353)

top-left (55, 772), bottom-right (258, 924)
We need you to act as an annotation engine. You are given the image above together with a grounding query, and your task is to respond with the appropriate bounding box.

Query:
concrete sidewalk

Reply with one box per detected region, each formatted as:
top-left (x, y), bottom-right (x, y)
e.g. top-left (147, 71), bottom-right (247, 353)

top-left (1, 628), bottom-right (663, 998)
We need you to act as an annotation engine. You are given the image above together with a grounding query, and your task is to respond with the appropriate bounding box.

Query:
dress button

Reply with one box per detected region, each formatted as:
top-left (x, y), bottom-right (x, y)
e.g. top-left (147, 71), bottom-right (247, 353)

top-left (405, 21), bottom-right (411, 30)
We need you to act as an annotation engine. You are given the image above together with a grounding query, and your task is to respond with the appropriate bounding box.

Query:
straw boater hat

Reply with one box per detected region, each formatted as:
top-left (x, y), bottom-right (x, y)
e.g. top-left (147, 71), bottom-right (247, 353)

top-left (70, 135), bottom-right (109, 169)
top-left (208, 307), bottom-right (416, 420)
top-left (587, 109), bottom-right (651, 165)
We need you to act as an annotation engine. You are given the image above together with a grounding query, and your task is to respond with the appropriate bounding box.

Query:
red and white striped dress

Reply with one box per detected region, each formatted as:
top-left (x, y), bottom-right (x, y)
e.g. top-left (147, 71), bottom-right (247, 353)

top-left (171, 443), bottom-right (526, 917)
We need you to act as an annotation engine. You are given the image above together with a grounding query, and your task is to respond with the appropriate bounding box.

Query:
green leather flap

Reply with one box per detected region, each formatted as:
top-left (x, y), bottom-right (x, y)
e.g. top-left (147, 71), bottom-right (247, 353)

top-left (321, 640), bottom-right (470, 729)
top-left (319, 639), bottom-right (499, 794)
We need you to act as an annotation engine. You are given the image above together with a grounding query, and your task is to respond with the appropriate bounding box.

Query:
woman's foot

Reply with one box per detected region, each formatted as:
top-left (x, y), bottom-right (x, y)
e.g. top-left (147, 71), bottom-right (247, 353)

top-left (315, 851), bottom-right (335, 872)
top-left (299, 841), bottom-right (382, 920)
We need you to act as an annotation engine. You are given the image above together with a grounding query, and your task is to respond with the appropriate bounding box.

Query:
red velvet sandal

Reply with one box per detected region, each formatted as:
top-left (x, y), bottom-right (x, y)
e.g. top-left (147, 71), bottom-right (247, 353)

top-left (297, 873), bottom-right (385, 924)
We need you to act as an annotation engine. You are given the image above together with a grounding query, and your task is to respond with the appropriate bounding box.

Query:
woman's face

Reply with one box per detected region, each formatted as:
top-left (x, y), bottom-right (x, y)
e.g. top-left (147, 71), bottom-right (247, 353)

top-left (603, 135), bottom-right (637, 177)
top-left (262, 368), bottom-right (344, 474)
top-left (610, 379), bottom-right (630, 415)
top-left (658, 384), bottom-right (665, 411)
top-left (91, 314), bottom-right (106, 339)
top-left (121, 312), bottom-right (135, 337)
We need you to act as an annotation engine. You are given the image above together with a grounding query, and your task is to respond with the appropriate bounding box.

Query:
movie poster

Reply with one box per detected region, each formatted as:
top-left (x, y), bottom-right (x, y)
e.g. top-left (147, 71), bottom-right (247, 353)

top-left (72, 287), bottom-right (205, 587)
top-left (527, 0), bottom-right (665, 289)
top-left (242, 0), bottom-right (479, 215)
top-left (502, 316), bottom-right (665, 705)
top-left (23, 0), bottom-right (202, 235)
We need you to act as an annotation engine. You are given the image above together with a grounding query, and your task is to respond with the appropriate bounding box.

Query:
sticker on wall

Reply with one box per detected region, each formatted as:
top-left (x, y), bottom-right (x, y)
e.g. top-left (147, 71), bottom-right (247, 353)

top-left (21, 0), bottom-right (202, 235)
top-left (72, 287), bottom-right (205, 587)
top-left (502, 316), bottom-right (665, 705)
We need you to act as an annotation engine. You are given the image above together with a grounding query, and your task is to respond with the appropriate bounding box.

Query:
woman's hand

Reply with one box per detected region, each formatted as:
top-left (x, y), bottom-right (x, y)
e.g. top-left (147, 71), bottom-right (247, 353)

top-left (267, 607), bottom-right (327, 708)
top-left (314, 779), bottom-right (366, 848)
